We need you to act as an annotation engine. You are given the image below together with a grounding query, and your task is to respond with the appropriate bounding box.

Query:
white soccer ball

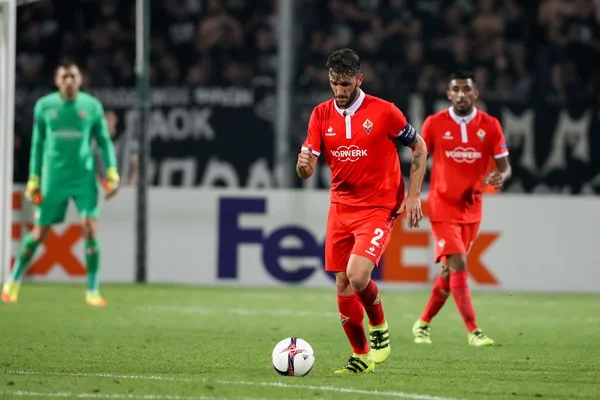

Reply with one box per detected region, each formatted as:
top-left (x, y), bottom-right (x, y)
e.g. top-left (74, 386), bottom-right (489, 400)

top-left (272, 337), bottom-right (315, 377)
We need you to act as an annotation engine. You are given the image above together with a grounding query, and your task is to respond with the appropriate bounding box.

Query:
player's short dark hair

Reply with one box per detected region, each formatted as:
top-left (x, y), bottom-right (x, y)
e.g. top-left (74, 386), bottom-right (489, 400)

top-left (326, 48), bottom-right (361, 77)
top-left (54, 57), bottom-right (80, 75)
top-left (449, 69), bottom-right (476, 84)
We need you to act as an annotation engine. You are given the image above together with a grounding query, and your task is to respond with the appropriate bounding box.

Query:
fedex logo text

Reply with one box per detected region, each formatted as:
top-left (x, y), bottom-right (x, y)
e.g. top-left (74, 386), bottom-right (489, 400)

top-left (217, 198), bottom-right (329, 283)
top-left (445, 147), bottom-right (482, 163)
top-left (330, 145), bottom-right (367, 162)
top-left (216, 196), bottom-right (500, 286)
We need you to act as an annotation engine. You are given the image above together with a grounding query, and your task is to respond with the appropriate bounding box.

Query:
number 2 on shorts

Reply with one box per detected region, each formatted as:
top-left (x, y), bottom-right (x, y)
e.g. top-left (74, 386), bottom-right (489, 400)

top-left (370, 228), bottom-right (384, 247)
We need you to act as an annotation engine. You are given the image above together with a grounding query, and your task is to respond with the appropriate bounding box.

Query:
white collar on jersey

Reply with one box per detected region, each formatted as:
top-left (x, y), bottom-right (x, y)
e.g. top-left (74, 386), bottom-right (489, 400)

top-left (449, 106), bottom-right (478, 125)
top-left (334, 89), bottom-right (366, 117)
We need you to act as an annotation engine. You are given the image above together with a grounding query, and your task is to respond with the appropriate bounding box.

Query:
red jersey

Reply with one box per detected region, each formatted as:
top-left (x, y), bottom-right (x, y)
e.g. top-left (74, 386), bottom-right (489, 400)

top-left (422, 107), bottom-right (509, 223)
top-left (302, 90), bottom-right (413, 211)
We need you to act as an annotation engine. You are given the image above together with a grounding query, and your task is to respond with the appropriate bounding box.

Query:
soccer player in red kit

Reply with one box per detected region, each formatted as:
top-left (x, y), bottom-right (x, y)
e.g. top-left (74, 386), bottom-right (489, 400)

top-left (412, 70), bottom-right (512, 347)
top-left (296, 48), bottom-right (428, 373)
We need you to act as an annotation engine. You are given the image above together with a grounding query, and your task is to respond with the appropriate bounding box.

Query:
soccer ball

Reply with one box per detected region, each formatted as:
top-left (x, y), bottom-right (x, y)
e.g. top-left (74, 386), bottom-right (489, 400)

top-left (272, 337), bottom-right (315, 377)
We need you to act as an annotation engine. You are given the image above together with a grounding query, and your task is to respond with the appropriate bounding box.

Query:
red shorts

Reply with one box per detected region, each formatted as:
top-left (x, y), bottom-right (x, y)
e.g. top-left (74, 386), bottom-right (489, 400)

top-left (325, 203), bottom-right (396, 272)
top-left (430, 221), bottom-right (481, 263)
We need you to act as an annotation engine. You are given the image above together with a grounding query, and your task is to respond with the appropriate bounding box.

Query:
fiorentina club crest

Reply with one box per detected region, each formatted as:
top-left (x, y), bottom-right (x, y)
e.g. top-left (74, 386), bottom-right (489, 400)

top-left (79, 110), bottom-right (87, 119)
top-left (363, 119), bottom-right (373, 134)
top-left (339, 313), bottom-right (349, 325)
top-left (477, 129), bottom-right (486, 141)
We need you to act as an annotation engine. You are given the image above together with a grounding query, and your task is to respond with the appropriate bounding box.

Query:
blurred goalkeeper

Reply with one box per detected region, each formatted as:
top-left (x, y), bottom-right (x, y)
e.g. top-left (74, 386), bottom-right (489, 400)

top-left (2, 59), bottom-right (119, 307)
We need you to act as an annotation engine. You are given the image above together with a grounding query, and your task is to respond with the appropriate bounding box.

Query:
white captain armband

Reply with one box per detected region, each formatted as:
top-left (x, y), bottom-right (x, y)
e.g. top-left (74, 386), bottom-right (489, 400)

top-left (396, 123), bottom-right (417, 146)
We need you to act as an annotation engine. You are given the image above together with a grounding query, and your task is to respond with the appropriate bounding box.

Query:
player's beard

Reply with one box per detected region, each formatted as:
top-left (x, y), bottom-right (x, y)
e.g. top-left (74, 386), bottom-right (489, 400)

top-left (453, 100), bottom-right (473, 116)
top-left (335, 87), bottom-right (359, 109)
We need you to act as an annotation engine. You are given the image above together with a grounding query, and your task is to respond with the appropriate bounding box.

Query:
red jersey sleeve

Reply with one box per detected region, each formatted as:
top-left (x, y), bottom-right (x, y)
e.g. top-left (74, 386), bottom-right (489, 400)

top-left (420, 116), bottom-right (434, 153)
top-left (492, 118), bottom-right (509, 159)
top-left (301, 107), bottom-right (322, 156)
top-left (387, 103), bottom-right (417, 146)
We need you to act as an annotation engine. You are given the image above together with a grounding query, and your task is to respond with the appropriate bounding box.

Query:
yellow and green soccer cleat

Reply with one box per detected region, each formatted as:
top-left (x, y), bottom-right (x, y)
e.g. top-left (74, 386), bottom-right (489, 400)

top-left (334, 353), bottom-right (375, 374)
top-left (468, 328), bottom-right (494, 347)
top-left (412, 319), bottom-right (432, 344)
top-left (86, 291), bottom-right (107, 307)
top-left (1, 281), bottom-right (20, 303)
top-left (369, 320), bottom-right (390, 363)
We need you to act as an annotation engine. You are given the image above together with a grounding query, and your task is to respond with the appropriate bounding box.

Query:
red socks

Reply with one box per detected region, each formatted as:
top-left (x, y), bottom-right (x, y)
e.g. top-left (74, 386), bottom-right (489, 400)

top-left (356, 279), bottom-right (385, 326)
top-left (420, 275), bottom-right (450, 323)
top-left (337, 294), bottom-right (369, 354)
top-left (450, 270), bottom-right (478, 332)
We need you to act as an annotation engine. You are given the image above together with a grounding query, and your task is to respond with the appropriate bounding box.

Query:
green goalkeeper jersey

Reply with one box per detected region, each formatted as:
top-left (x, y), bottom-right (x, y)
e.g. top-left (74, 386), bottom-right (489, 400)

top-left (30, 91), bottom-right (117, 190)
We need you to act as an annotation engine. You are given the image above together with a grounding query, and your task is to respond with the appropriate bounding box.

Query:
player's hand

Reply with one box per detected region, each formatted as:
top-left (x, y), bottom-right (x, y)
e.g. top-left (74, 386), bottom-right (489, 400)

top-left (24, 174), bottom-right (42, 205)
top-left (397, 194), bottom-right (423, 228)
top-left (297, 145), bottom-right (314, 174)
top-left (484, 170), bottom-right (505, 189)
top-left (103, 167), bottom-right (120, 200)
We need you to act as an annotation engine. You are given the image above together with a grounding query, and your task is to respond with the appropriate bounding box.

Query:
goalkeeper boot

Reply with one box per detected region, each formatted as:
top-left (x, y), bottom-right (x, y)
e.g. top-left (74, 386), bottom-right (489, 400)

top-left (86, 291), bottom-right (107, 307)
top-left (368, 320), bottom-right (390, 363)
top-left (1, 281), bottom-right (20, 303)
top-left (334, 353), bottom-right (375, 374)
top-left (468, 328), bottom-right (494, 347)
top-left (412, 319), bottom-right (432, 344)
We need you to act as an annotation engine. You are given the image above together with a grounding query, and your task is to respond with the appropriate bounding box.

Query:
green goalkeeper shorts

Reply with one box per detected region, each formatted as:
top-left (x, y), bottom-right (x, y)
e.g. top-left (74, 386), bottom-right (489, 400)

top-left (35, 185), bottom-right (100, 226)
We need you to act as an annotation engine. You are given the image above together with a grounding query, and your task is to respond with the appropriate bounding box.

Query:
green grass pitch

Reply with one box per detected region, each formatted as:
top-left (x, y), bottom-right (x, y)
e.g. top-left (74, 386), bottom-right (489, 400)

top-left (0, 283), bottom-right (599, 400)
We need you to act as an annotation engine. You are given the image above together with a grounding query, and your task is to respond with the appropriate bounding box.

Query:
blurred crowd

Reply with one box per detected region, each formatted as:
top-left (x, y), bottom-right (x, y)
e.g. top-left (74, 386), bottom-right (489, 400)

top-left (298, 0), bottom-right (600, 104)
top-left (15, 0), bottom-right (600, 105)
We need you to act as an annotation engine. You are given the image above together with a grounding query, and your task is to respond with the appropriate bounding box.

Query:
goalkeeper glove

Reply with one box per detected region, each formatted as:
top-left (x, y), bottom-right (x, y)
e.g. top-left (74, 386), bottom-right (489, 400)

top-left (102, 167), bottom-right (120, 200)
top-left (24, 175), bottom-right (42, 205)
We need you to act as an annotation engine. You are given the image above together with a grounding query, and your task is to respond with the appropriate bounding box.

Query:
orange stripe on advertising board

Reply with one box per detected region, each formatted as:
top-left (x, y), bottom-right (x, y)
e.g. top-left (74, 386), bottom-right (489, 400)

top-left (11, 191), bottom-right (86, 276)
top-left (382, 199), bottom-right (499, 284)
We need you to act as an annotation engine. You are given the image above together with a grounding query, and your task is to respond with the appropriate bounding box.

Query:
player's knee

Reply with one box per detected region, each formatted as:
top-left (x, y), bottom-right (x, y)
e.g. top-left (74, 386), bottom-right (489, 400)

top-left (440, 264), bottom-right (450, 280)
top-left (31, 226), bottom-right (50, 243)
top-left (346, 268), bottom-right (370, 292)
top-left (346, 255), bottom-right (374, 292)
top-left (335, 272), bottom-right (352, 295)
top-left (81, 219), bottom-right (97, 240)
top-left (447, 254), bottom-right (467, 271)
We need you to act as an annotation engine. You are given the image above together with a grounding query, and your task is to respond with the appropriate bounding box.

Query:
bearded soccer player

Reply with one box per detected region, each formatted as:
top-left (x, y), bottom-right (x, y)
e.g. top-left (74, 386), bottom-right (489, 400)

top-left (412, 70), bottom-right (512, 346)
top-left (296, 48), bottom-right (428, 374)
top-left (1, 60), bottom-right (120, 306)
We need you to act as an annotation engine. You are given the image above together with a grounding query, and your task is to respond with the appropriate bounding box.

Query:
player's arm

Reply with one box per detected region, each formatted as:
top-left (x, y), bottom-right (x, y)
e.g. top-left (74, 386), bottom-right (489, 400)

top-left (389, 103), bottom-right (427, 228)
top-left (296, 108), bottom-right (322, 180)
top-left (485, 119), bottom-right (512, 188)
top-left (93, 102), bottom-right (120, 198)
top-left (389, 105), bottom-right (428, 198)
top-left (25, 101), bottom-right (46, 204)
top-left (405, 132), bottom-right (428, 198)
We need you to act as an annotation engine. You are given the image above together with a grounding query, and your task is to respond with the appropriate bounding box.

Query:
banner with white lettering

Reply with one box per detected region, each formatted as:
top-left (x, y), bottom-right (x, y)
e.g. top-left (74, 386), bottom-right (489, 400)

top-left (13, 86), bottom-right (276, 188)
top-left (14, 86), bottom-right (599, 194)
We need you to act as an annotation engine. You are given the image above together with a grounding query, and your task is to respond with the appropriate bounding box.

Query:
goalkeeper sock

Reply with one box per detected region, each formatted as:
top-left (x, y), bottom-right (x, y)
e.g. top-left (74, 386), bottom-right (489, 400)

top-left (10, 233), bottom-right (41, 281)
top-left (85, 238), bottom-right (101, 292)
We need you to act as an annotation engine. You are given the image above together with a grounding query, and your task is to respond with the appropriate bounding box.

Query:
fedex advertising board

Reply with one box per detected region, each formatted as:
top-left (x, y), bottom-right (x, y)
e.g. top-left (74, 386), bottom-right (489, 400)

top-left (147, 189), bottom-right (600, 293)
top-left (8, 187), bottom-right (600, 293)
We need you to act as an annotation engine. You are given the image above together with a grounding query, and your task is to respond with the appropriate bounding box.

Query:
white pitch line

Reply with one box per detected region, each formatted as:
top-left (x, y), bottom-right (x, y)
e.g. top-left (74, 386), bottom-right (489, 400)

top-left (141, 305), bottom-right (430, 323)
top-left (141, 305), bottom-right (339, 318)
top-left (0, 391), bottom-right (272, 400)
top-left (0, 391), bottom-right (212, 400)
top-left (4, 370), bottom-right (459, 400)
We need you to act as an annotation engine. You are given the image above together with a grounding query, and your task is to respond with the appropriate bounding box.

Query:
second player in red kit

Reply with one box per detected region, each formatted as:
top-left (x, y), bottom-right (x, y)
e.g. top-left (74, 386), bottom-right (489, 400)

top-left (296, 48), bottom-right (428, 374)
top-left (412, 70), bottom-right (512, 347)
